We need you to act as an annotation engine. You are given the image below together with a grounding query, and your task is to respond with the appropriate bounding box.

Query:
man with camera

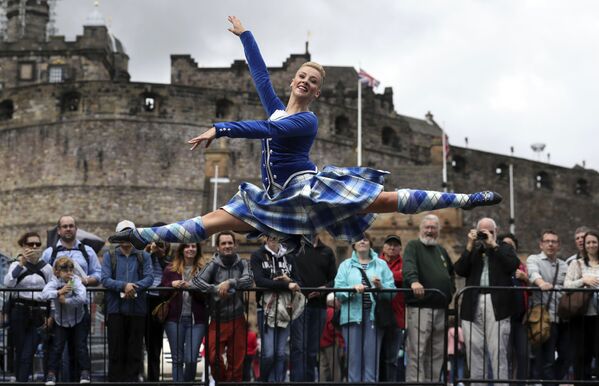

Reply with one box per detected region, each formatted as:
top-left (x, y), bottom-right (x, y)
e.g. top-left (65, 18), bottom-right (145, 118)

top-left (454, 218), bottom-right (520, 386)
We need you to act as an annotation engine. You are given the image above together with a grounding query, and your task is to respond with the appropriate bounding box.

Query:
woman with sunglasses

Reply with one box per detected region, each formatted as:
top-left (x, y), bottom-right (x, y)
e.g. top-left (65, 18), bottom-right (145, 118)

top-left (109, 16), bottom-right (501, 252)
top-left (160, 243), bottom-right (210, 382)
top-left (40, 256), bottom-right (90, 385)
top-left (3, 231), bottom-right (54, 382)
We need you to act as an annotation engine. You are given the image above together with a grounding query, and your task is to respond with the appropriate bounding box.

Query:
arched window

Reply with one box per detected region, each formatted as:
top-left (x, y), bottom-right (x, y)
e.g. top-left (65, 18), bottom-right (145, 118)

top-left (495, 163), bottom-right (508, 179)
top-left (61, 91), bottom-right (80, 112)
top-left (381, 126), bottom-right (400, 148)
top-left (535, 171), bottom-right (552, 190)
top-left (451, 155), bottom-right (466, 173)
top-left (0, 100), bottom-right (14, 120)
top-left (575, 178), bottom-right (589, 195)
top-left (142, 92), bottom-right (158, 112)
top-left (334, 115), bottom-right (350, 136)
top-left (215, 98), bottom-right (234, 119)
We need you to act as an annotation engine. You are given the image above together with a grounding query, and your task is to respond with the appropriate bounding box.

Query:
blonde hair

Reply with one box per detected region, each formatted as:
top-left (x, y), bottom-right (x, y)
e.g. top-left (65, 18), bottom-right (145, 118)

top-left (300, 61), bottom-right (326, 86)
top-left (53, 256), bottom-right (74, 274)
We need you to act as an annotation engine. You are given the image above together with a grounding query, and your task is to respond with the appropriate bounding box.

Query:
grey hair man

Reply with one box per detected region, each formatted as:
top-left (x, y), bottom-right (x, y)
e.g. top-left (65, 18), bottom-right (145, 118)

top-left (565, 226), bottom-right (590, 265)
top-left (403, 214), bottom-right (455, 383)
top-left (454, 217), bottom-right (520, 386)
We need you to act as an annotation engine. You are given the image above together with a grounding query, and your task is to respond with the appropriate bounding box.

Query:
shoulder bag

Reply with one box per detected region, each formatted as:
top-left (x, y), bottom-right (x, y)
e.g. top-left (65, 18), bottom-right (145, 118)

top-left (527, 264), bottom-right (558, 346)
top-left (557, 260), bottom-right (592, 320)
top-left (151, 292), bottom-right (177, 323)
top-left (358, 267), bottom-right (397, 329)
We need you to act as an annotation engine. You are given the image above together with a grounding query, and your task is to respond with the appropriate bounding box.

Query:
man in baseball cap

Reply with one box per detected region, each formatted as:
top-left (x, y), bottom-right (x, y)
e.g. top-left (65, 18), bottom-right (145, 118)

top-left (379, 234), bottom-right (406, 382)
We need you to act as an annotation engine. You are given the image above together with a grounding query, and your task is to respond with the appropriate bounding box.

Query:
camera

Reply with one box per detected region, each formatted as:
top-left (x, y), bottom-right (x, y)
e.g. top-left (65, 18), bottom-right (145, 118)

top-left (476, 231), bottom-right (488, 240)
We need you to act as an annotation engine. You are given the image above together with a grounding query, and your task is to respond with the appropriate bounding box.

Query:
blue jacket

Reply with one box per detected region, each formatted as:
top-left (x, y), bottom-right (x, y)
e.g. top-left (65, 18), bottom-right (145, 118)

top-left (334, 250), bottom-right (396, 325)
top-left (214, 31), bottom-right (318, 196)
top-left (100, 247), bottom-right (153, 315)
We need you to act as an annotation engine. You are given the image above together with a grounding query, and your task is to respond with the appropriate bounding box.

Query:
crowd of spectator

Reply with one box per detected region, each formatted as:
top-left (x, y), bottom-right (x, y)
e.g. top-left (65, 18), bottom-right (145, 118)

top-left (2, 214), bottom-right (599, 384)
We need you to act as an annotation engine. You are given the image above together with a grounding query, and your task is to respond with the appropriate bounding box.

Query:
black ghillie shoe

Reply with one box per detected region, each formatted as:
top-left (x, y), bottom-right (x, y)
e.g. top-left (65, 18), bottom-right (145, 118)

top-left (463, 191), bottom-right (503, 210)
top-left (108, 229), bottom-right (147, 250)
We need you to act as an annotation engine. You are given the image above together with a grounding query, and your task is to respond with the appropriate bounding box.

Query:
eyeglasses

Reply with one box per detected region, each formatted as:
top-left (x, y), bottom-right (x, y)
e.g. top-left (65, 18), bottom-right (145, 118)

top-left (24, 242), bottom-right (42, 248)
top-left (58, 264), bottom-right (75, 271)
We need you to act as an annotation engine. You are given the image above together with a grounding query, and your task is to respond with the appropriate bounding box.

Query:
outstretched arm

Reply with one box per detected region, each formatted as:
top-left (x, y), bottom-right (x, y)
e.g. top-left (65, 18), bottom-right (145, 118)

top-left (188, 112), bottom-right (317, 150)
top-left (227, 15), bottom-right (245, 36)
top-left (227, 16), bottom-right (284, 116)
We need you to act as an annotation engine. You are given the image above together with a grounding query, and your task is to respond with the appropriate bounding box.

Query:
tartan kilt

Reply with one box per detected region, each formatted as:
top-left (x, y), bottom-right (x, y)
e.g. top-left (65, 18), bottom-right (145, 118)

top-left (221, 165), bottom-right (388, 242)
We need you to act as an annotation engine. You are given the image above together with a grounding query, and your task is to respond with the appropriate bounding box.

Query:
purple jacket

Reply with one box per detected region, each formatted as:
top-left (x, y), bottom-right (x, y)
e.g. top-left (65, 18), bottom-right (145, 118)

top-left (161, 266), bottom-right (208, 324)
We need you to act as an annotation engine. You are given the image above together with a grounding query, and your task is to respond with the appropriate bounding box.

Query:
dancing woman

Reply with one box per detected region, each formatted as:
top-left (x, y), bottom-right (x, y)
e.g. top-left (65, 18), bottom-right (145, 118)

top-left (110, 16), bottom-right (500, 249)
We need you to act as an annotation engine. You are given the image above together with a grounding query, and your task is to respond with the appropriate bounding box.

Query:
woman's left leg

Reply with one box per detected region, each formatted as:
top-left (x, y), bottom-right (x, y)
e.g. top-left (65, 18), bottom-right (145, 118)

top-left (109, 209), bottom-right (255, 248)
top-left (363, 189), bottom-right (501, 214)
top-left (183, 321), bottom-right (206, 381)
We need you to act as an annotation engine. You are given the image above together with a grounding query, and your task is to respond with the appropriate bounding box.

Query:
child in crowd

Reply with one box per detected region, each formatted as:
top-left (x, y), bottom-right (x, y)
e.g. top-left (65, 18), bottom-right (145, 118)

top-left (448, 314), bottom-right (466, 386)
top-left (40, 256), bottom-right (90, 385)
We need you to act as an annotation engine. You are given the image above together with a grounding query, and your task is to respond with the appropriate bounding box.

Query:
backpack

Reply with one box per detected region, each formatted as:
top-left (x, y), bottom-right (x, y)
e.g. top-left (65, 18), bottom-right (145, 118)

top-left (49, 243), bottom-right (90, 267)
top-left (16, 260), bottom-right (50, 285)
top-left (109, 245), bottom-right (144, 280)
top-left (4, 260), bottom-right (50, 316)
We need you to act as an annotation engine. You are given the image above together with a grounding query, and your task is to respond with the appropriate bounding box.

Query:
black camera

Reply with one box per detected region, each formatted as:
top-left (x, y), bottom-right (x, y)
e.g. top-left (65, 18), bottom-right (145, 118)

top-left (476, 231), bottom-right (488, 240)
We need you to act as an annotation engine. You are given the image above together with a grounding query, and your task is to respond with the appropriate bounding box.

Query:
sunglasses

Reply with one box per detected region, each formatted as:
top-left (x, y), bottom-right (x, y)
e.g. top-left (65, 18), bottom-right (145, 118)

top-left (25, 242), bottom-right (42, 248)
top-left (58, 264), bottom-right (75, 271)
top-left (155, 242), bottom-right (165, 248)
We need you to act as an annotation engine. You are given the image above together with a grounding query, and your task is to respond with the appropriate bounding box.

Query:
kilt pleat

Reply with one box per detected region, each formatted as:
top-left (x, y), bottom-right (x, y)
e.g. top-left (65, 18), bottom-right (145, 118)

top-left (221, 165), bottom-right (388, 242)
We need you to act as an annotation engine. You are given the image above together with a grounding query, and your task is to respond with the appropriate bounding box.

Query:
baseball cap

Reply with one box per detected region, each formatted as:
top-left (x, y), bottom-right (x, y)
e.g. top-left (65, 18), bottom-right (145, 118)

top-left (115, 220), bottom-right (136, 233)
top-left (383, 234), bottom-right (402, 245)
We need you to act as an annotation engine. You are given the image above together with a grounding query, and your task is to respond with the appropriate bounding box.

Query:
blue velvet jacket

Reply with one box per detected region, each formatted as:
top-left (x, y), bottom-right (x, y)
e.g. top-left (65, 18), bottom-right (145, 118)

top-left (214, 31), bottom-right (318, 196)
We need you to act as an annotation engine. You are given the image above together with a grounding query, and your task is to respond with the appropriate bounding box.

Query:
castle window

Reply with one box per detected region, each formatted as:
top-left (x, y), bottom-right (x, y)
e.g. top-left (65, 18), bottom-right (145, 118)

top-left (144, 97), bottom-right (155, 111)
top-left (535, 171), bottom-right (552, 190)
top-left (381, 126), bottom-right (399, 148)
top-left (48, 66), bottom-right (64, 83)
top-left (215, 98), bottom-right (234, 119)
top-left (575, 178), bottom-right (589, 195)
top-left (451, 155), bottom-right (466, 173)
top-left (334, 115), bottom-right (350, 136)
top-left (0, 100), bottom-right (14, 120)
top-left (495, 163), bottom-right (508, 179)
top-left (61, 91), bottom-right (80, 112)
top-left (141, 92), bottom-right (158, 112)
top-left (18, 62), bottom-right (35, 81)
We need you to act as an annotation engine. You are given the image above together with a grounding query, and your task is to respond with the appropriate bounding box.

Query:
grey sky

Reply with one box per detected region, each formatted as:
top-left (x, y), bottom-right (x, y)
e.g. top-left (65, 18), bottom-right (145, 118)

top-left (55, 0), bottom-right (599, 170)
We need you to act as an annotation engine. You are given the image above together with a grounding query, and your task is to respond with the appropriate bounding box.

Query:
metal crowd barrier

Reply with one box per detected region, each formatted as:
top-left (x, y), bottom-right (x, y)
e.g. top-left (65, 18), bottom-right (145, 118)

top-left (453, 286), bottom-right (599, 386)
top-left (9, 285), bottom-right (597, 385)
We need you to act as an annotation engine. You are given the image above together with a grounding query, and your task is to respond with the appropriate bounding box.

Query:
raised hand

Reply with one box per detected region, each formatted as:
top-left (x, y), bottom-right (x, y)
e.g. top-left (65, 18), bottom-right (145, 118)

top-left (188, 127), bottom-right (216, 151)
top-left (227, 16), bottom-right (246, 36)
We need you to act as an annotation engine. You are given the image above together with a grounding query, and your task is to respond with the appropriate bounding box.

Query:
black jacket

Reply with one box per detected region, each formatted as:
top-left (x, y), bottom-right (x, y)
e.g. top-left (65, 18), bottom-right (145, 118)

top-left (454, 241), bottom-right (520, 321)
top-left (250, 245), bottom-right (297, 307)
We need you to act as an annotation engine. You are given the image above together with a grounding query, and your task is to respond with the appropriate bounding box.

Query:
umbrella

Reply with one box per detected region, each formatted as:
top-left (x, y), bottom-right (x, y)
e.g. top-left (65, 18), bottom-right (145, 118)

top-left (46, 227), bottom-right (106, 254)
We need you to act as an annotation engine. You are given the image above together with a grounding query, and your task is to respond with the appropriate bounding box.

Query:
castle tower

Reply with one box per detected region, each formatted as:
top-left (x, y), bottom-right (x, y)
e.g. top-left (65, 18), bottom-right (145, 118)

top-left (5, 0), bottom-right (50, 42)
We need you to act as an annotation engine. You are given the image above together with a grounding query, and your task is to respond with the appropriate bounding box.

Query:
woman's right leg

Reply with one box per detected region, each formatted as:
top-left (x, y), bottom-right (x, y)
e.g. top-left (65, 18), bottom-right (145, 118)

top-left (109, 209), bottom-right (255, 248)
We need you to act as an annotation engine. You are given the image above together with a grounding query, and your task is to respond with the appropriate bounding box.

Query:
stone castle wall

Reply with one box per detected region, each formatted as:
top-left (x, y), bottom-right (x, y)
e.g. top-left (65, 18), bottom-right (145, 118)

top-left (1, 11), bottom-right (597, 260)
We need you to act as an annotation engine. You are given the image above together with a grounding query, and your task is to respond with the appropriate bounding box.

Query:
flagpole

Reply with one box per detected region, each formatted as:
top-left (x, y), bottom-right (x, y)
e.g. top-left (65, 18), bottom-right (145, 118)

top-left (441, 130), bottom-right (448, 192)
top-left (509, 163), bottom-right (515, 234)
top-left (357, 76), bottom-right (362, 166)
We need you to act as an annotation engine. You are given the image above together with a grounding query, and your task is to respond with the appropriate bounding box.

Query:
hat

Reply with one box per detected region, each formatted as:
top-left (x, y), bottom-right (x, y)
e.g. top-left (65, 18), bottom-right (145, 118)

top-left (383, 234), bottom-right (402, 245)
top-left (115, 220), bottom-right (136, 233)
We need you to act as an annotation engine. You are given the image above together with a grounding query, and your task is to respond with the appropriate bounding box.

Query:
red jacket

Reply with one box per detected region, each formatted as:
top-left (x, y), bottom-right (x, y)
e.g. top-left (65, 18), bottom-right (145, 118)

top-left (380, 253), bottom-right (405, 328)
top-left (320, 307), bottom-right (345, 348)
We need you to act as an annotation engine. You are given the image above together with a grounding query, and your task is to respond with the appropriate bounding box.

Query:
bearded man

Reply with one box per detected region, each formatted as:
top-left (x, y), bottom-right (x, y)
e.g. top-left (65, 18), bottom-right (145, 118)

top-left (403, 214), bottom-right (455, 383)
